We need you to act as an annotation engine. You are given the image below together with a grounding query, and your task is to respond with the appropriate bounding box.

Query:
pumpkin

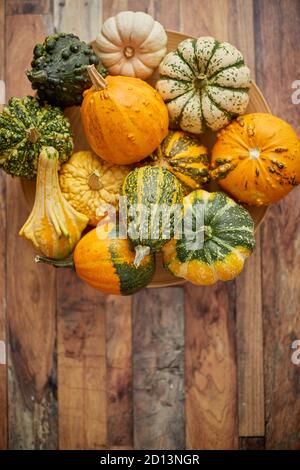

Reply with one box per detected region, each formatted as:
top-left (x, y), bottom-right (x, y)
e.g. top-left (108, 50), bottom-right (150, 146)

top-left (95, 11), bottom-right (167, 80)
top-left (19, 147), bottom-right (89, 259)
top-left (27, 33), bottom-right (107, 107)
top-left (59, 150), bottom-right (131, 226)
top-left (35, 223), bottom-right (156, 295)
top-left (0, 96), bottom-right (73, 179)
top-left (147, 130), bottom-right (209, 191)
top-left (122, 166), bottom-right (183, 265)
top-left (156, 36), bottom-right (251, 134)
top-left (210, 113), bottom-right (300, 205)
top-left (81, 65), bottom-right (169, 165)
top-left (162, 189), bottom-right (255, 285)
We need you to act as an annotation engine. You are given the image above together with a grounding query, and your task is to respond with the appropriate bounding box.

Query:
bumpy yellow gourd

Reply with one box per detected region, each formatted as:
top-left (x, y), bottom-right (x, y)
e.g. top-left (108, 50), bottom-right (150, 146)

top-left (59, 150), bottom-right (131, 226)
top-left (19, 147), bottom-right (89, 259)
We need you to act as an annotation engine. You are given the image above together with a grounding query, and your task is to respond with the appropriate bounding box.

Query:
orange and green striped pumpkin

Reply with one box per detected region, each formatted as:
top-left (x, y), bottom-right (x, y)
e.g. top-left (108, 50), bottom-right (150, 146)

top-left (148, 130), bottom-right (209, 191)
top-left (36, 223), bottom-right (155, 295)
top-left (162, 189), bottom-right (256, 285)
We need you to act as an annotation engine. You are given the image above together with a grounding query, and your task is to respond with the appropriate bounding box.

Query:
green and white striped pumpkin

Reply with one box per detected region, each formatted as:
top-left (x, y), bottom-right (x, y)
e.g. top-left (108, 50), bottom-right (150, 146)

top-left (162, 190), bottom-right (255, 285)
top-left (156, 36), bottom-right (251, 134)
top-left (122, 166), bottom-right (183, 265)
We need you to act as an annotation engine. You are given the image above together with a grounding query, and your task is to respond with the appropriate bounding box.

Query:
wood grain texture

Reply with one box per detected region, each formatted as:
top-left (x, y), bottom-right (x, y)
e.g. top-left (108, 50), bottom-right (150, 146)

top-left (0, 0), bottom-right (7, 451)
top-left (6, 13), bottom-right (57, 450)
top-left (239, 437), bottom-right (265, 450)
top-left (53, 0), bottom-right (102, 42)
top-left (181, 0), bottom-right (257, 449)
top-left (254, 0), bottom-right (300, 450)
top-left (236, 236), bottom-right (264, 437)
top-left (53, 1), bottom-right (133, 450)
top-left (106, 297), bottom-right (133, 449)
top-left (185, 283), bottom-right (237, 449)
top-left (133, 288), bottom-right (185, 450)
top-left (57, 275), bottom-right (107, 450)
top-left (6, 0), bottom-right (51, 15)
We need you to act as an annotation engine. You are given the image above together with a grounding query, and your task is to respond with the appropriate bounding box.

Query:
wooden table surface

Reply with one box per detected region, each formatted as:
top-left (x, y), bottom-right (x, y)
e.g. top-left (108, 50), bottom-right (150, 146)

top-left (0, 0), bottom-right (300, 450)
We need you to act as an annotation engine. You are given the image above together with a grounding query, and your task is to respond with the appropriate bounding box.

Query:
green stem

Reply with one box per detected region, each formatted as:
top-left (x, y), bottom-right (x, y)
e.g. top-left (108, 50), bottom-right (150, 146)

top-left (35, 254), bottom-right (74, 269)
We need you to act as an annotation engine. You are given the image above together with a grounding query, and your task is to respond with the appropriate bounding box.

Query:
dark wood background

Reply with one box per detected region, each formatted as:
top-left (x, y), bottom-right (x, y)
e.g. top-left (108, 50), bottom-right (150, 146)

top-left (0, 0), bottom-right (300, 450)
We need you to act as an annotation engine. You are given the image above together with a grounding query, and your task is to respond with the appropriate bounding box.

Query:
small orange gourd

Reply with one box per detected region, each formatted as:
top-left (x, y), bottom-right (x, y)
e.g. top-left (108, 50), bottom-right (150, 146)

top-left (36, 223), bottom-right (155, 295)
top-left (81, 65), bottom-right (169, 165)
top-left (210, 113), bottom-right (300, 205)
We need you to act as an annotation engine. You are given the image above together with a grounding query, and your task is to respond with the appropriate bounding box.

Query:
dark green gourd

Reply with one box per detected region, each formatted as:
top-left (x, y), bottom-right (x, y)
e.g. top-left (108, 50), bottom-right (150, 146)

top-left (0, 96), bottom-right (73, 179)
top-left (27, 33), bottom-right (107, 108)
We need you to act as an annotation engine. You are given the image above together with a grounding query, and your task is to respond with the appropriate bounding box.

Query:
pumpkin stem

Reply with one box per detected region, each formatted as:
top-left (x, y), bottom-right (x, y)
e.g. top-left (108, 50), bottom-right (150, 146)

top-left (35, 254), bottom-right (74, 269)
top-left (27, 127), bottom-right (40, 144)
top-left (87, 64), bottom-right (108, 90)
top-left (134, 245), bottom-right (151, 268)
top-left (87, 170), bottom-right (103, 190)
top-left (123, 45), bottom-right (135, 58)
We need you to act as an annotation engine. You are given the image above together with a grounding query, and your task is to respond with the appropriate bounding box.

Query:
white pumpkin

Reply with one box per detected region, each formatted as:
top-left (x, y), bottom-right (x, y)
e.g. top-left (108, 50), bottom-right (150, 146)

top-left (156, 36), bottom-right (251, 134)
top-left (95, 11), bottom-right (167, 80)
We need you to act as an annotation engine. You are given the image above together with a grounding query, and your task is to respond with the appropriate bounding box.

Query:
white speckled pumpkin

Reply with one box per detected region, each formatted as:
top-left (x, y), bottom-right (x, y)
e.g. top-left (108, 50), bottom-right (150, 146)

top-left (95, 11), bottom-right (167, 79)
top-left (59, 151), bottom-right (131, 226)
top-left (156, 36), bottom-right (251, 134)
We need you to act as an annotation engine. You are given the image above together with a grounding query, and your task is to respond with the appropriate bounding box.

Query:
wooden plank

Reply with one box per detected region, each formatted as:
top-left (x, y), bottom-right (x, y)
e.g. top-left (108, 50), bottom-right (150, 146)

top-left (106, 297), bottom-right (133, 448)
top-left (6, 0), bottom-right (51, 15)
top-left (185, 282), bottom-right (237, 449)
top-left (111, 0), bottom-right (187, 451)
top-left (254, 0), bottom-right (300, 450)
top-left (236, 236), bottom-right (264, 437)
top-left (53, 1), bottom-right (133, 449)
top-left (57, 276), bottom-right (107, 450)
top-left (0, 0), bottom-right (7, 451)
top-left (133, 288), bottom-right (185, 450)
top-left (53, 0), bottom-right (102, 42)
top-left (182, 0), bottom-right (258, 449)
top-left (6, 13), bottom-right (57, 450)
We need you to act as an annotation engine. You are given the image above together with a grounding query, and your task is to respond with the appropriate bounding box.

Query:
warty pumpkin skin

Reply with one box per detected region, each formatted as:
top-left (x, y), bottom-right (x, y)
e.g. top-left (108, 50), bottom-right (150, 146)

top-left (162, 189), bottom-right (255, 285)
top-left (36, 223), bottom-right (156, 295)
top-left (0, 96), bottom-right (73, 179)
top-left (19, 147), bottom-right (89, 259)
top-left (81, 65), bottom-right (169, 165)
top-left (59, 150), bottom-right (131, 226)
top-left (148, 130), bottom-right (209, 191)
top-left (210, 113), bottom-right (300, 205)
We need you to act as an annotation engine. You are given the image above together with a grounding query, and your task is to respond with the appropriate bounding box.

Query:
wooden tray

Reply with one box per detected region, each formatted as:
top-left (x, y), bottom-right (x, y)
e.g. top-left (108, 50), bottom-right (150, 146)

top-left (21, 30), bottom-right (270, 288)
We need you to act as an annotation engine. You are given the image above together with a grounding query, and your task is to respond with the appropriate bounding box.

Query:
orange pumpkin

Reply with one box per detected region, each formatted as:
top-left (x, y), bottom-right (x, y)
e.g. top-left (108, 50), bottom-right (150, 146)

top-left (75, 223), bottom-right (155, 295)
top-left (36, 223), bottom-right (156, 295)
top-left (81, 65), bottom-right (169, 165)
top-left (210, 113), bottom-right (300, 205)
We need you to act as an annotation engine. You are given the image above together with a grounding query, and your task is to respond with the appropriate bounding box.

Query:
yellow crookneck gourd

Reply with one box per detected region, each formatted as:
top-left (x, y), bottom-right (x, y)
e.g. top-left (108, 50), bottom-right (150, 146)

top-left (19, 147), bottom-right (89, 259)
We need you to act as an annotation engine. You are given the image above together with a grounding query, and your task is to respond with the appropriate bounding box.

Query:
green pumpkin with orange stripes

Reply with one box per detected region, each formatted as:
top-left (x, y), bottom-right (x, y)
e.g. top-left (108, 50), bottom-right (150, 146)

top-left (122, 166), bottom-right (183, 264)
top-left (162, 189), bottom-right (255, 285)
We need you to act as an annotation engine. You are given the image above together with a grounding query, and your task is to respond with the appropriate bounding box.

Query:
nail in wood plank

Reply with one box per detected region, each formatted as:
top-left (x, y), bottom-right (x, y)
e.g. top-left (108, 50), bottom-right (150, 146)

top-left (185, 282), bottom-right (238, 449)
top-left (6, 14), bottom-right (57, 450)
top-left (133, 288), bottom-right (185, 450)
top-left (254, 0), bottom-right (300, 449)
